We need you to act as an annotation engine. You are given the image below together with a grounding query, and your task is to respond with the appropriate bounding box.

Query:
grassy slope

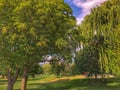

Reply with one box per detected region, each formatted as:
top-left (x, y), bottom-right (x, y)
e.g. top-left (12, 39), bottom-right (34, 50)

top-left (0, 75), bottom-right (120, 90)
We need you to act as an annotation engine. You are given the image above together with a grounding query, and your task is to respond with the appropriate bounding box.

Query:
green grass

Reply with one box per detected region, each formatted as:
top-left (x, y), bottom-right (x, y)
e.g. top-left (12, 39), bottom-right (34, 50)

top-left (0, 75), bottom-right (120, 90)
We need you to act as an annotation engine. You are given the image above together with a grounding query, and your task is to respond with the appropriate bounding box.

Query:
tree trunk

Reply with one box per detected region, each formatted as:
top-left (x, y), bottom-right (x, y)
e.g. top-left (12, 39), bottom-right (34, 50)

top-left (21, 67), bottom-right (28, 90)
top-left (7, 68), bottom-right (20, 90)
top-left (94, 73), bottom-right (97, 79)
top-left (7, 81), bottom-right (14, 90)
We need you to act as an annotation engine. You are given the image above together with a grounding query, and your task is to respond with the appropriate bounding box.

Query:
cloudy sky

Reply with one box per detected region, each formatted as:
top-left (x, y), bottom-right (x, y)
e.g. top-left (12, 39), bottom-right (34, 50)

top-left (64, 0), bottom-right (108, 25)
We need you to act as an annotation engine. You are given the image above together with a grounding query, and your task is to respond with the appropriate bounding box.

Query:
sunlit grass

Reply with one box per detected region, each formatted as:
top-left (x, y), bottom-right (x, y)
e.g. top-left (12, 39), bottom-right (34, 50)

top-left (0, 75), bottom-right (120, 90)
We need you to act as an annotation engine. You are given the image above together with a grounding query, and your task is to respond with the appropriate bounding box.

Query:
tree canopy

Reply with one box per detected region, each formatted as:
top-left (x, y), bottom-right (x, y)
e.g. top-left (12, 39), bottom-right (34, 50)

top-left (78, 0), bottom-right (120, 77)
top-left (0, 0), bottom-right (78, 90)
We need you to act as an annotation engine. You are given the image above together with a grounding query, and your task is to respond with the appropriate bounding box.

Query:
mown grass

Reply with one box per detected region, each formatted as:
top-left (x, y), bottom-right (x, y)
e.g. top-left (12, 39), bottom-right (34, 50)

top-left (0, 75), bottom-right (120, 90)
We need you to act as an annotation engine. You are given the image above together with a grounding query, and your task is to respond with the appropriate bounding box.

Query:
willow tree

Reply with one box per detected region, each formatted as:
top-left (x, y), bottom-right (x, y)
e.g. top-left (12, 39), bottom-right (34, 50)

top-left (79, 0), bottom-right (120, 77)
top-left (0, 0), bottom-right (77, 90)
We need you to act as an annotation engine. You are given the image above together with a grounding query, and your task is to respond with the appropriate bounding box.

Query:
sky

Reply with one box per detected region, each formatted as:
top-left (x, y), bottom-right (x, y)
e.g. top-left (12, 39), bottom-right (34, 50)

top-left (64, 0), bottom-right (108, 25)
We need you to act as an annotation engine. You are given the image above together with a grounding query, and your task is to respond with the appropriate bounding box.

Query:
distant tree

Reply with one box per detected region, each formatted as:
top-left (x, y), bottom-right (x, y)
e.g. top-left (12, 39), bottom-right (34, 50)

top-left (42, 63), bottom-right (52, 75)
top-left (29, 64), bottom-right (43, 78)
top-left (49, 55), bottom-right (65, 76)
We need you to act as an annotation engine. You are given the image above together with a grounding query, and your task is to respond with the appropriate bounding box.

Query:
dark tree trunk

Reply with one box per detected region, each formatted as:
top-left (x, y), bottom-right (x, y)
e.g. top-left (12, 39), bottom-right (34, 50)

top-left (7, 68), bottom-right (20, 90)
top-left (21, 67), bottom-right (28, 90)
top-left (7, 81), bottom-right (14, 90)
top-left (94, 73), bottom-right (97, 80)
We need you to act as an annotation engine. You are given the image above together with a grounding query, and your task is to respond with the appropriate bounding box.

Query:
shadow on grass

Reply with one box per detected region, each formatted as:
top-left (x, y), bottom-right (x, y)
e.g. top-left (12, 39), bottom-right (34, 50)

top-left (21, 78), bottom-right (120, 90)
top-left (0, 79), bottom-right (7, 85)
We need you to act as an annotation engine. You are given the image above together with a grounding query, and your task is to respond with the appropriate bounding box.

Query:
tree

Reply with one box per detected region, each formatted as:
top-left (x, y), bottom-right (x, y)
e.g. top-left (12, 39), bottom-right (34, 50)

top-left (42, 63), bottom-right (52, 75)
top-left (49, 55), bottom-right (65, 76)
top-left (75, 46), bottom-right (100, 78)
top-left (16, 0), bottom-right (76, 89)
top-left (0, 0), bottom-right (77, 90)
top-left (0, 1), bottom-right (24, 90)
top-left (79, 0), bottom-right (120, 78)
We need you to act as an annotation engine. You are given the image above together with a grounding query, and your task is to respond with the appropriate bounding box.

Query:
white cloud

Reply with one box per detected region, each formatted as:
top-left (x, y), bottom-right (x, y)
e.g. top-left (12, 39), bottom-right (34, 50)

top-left (70, 0), bottom-right (108, 24)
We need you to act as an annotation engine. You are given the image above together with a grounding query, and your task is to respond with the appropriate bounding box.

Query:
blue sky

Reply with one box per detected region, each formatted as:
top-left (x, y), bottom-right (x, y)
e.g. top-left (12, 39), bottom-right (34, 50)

top-left (64, 0), bottom-right (82, 17)
top-left (64, 0), bottom-right (108, 24)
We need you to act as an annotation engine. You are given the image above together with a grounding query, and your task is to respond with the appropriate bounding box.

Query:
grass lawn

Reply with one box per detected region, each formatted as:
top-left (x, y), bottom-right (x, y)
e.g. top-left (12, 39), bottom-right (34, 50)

top-left (0, 75), bottom-right (120, 90)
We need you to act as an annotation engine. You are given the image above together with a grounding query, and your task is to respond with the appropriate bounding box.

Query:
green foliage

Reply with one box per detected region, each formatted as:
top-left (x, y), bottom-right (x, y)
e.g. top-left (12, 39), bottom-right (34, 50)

top-left (42, 63), bottom-right (52, 75)
top-left (79, 0), bottom-right (120, 77)
top-left (50, 55), bottom-right (65, 76)
top-left (63, 63), bottom-right (78, 76)
top-left (0, 0), bottom-right (77, 89)
top-left (29, 64), bottom-right (43, 78)
top-left (75, 47), bottom-right (100, 76)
